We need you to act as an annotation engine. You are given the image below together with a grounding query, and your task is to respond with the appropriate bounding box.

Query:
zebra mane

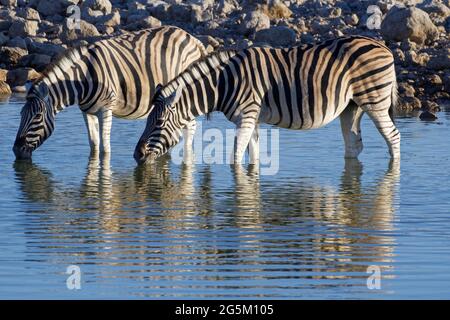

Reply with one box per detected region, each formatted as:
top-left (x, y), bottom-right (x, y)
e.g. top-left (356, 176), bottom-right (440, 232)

top-left (161, 50), bottom-right (238, 98)
top-left (35, 45), bottom-right (89, 84)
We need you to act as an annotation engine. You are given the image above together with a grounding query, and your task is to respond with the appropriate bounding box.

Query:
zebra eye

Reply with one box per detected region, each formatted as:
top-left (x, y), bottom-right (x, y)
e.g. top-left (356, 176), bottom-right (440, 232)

top-left (34, 113), bottom-right (43, 121)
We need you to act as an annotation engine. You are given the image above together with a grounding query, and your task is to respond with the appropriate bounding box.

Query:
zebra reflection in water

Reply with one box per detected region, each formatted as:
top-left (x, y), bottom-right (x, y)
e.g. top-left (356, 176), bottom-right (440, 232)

top-left (14, 159), bottom-right (399, 283)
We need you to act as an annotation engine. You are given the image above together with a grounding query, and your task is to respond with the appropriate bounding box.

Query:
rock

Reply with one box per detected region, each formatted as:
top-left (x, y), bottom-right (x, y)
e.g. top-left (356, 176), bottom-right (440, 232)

top-left (398, 82), bottom-right (415, 98)
top-left (18, 53), bottom-right (52, 71)
top-left (427, 49), bottom-right (450, 70)
top-left (26, 40), bottom-right (65, 57)
top-left (0, 69), bottom-right (7, 81)
top-left (381, 6), bottom-right (439, 45)
top-left (419, 110), bottom-right (437, 121)
top-left (0, 31), bottom-right (9, 46)
top-left (101, 9), bottom-right (120, 27)
top-left (406, 50), bottom-right (430, 67)
top-left (191, 4), bottom-right (214, 23)
top-left (6, 67), bottom-right (40, 87)
top-left (0, 80), bottom-right (11, 95)
top-left (344, 14), bottom-right (359, 26)
top-left (61, 19), bottom-right (100, 43)
top-left (8, 18), bottom-right (39, 37)
top-left (84, 0), bottom-right (112, 15)
top-left (254, 26), bottom-right (296, 46)
top-left (260, 0), bottom-right (293, 20)
top-left (36, 0), bottom-right (75, 17)
top-left (7, 36), bottom-right (26, 49)
top-left (124, 16), bottom-right (161, 31)
top-left (167, 3), bottom-right (192, 23)
top-left (16, 7), bottom-right (40, 21)
top-left (239, 10), bottom-right (270, 35)
top-left (217, 0), bottom-right (239, 17)
top-left (443, 74), bottom-right (450, 93)
top-left (12, 85), bottom-right (27, 93)
top-left (0, 0), bottom-right (17, 6)
top-left (400, 96), bottom-right (422, 111)
top-left (0, 46), bottom-right (28, 66)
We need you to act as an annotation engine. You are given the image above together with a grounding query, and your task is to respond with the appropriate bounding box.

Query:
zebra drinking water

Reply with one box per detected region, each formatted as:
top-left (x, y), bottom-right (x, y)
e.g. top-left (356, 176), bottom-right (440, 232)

top-left (134, 36), bottom-right (400, 165)
top-left (13, 26), bottom-right (205, 160)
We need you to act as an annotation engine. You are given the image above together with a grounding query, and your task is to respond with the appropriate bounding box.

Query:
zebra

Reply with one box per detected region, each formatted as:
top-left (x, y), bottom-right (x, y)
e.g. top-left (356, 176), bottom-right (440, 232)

top-left (134, 36), bottom-right (400, 165)
top-left (13, 26), bottom-right (205, 160)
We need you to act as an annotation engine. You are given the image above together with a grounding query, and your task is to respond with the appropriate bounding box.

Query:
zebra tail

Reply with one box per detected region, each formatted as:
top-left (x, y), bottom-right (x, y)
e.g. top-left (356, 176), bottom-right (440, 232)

top-left (389, 76), bottom-right (398, 124)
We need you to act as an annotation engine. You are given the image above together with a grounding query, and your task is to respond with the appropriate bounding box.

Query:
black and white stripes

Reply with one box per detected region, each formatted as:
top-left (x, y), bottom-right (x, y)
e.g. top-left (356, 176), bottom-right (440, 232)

top-left (135, 36), bottom-right (400, 164)
top-left (13, 26), bottom-right (206, 159)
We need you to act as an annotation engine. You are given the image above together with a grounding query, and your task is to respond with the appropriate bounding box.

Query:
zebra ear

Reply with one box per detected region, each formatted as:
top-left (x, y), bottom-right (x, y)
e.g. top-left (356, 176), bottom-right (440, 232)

top-left (151, 83), bottom-right (164, 105)
top-left (37, 82), bottom-right (49, 98)
top-left (165, 86), bottom-right (183, 108)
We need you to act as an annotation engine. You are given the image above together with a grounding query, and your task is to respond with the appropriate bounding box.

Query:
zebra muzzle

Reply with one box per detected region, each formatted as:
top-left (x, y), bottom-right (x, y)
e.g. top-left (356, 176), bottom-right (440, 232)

top-left (13, 141), bottom-right (32, 160)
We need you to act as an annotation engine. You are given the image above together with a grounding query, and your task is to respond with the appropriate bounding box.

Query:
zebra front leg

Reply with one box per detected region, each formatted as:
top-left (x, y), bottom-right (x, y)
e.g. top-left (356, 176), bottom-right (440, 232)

top-left (248, 125), bottom-right (260, 165)
top-left (340, 101), bottom-right (364, 159)
top-left (182, 120), bottom-right (196, 163)
top-left (366, 108), bottom-right (401, 159)
top-left (98, 109), bottom-right (113, 154)
top-left (234, 122), bottom-right (256, 164)
top-left (82, 112), bottom-right (100, 155)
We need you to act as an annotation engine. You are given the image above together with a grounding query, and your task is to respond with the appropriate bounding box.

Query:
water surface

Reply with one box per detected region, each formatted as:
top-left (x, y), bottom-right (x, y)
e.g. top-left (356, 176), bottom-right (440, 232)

top-left (1, 95), bottom-right (449, 299)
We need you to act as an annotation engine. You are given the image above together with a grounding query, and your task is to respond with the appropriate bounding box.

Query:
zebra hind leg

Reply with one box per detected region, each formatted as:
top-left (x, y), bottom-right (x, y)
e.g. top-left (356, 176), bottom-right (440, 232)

top-left (82, 112), bottom-right (100, 155)
top-left (364, 106), bottom-right (401, 159)
top-left (340, 101), bottom-right (364, 159)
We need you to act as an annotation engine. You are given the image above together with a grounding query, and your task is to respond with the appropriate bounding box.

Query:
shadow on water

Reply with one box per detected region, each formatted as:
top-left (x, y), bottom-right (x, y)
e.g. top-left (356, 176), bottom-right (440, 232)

top-left (12, 157), bottom-right (400, 296)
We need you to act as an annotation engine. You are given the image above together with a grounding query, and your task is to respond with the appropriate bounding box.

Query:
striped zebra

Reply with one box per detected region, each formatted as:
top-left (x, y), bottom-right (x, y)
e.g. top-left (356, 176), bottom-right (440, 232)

top-left (134, 36), bottom-right (400, 165)
top-left (13, 26), bottom-right (205, 160)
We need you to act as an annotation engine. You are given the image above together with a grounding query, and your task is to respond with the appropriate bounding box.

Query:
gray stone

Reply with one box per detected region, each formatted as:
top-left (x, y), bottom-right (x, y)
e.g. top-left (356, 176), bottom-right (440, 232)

top-left (7, 36), bottom-right (27, 50)
top-left (0, 0), bottom-right (17, 6)
top-left (61, 19), bottom-right (100, 43)
top-left (254, 26), bottom-right (296, 46)
top-left (0, 46), bottom-right (28, 66)
top-left (6, 67), bottom-right (40, 86)
top-left (239, 10), bottom-right (270, 35)
top-left (381, 6), bottom-right (439, 45)
top-left (26, 40), bottom-right (65, 57)
top-left (17, 7), bottom-right (41, 21)
top-left (18, 53), bottom-right (52, 71)
top-left (427, 49), bottom-right (450, 70)
top-left (124, 16), bottom-right (161, 31)
top-left (0, 80), bottom-right (11, 96)
top-left (83, 0), bottom-right (112, 15)
top-left (8, 18), bottom-right (39, 37)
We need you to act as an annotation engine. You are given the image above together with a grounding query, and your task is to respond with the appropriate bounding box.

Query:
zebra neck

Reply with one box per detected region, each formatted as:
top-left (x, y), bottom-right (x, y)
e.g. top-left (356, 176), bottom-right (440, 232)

top-left (167, 51), bottom-right (237, 118)
top-left (43, 74), bottom-right (81, 114)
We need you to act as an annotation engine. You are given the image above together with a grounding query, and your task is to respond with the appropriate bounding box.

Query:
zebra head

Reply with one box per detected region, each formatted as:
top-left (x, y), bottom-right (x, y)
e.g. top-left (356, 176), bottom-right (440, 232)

top-left (13, 82), bottom-right (55, 160)
top-left (134, 85), bottom-right (186, 164)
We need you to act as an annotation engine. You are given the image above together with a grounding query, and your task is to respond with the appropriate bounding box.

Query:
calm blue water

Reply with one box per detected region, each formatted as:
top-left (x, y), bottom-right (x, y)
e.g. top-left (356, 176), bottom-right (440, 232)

top-left (0, 94), bottom-right (449, 299)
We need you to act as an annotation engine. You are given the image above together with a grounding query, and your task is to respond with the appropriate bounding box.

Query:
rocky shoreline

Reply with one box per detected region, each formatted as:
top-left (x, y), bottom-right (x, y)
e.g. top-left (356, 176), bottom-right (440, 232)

top-left (0, 0), bottom-right (448, 116)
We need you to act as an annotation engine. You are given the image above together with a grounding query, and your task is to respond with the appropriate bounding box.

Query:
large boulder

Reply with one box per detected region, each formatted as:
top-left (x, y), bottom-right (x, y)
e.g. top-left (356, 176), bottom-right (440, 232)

top-left (254, 26), bottom-right (296, 46)
top-left (380, 6), bottom-right (439, 45)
